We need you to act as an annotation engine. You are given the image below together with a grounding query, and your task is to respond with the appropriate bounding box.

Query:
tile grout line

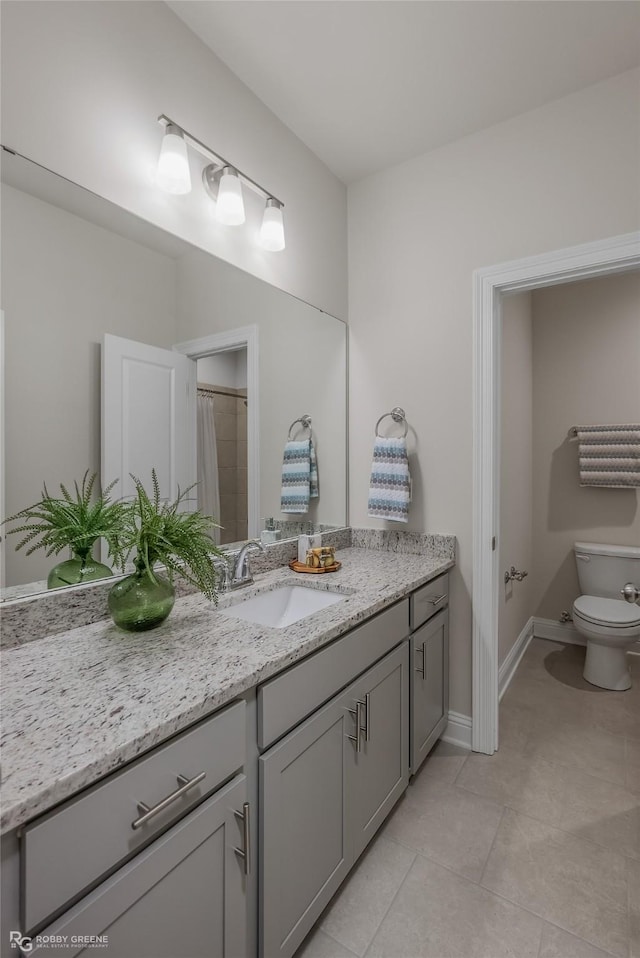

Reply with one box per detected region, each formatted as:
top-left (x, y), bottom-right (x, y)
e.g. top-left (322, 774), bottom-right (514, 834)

top-left (477, 802), bottom-right (506, 886)
top-left (360, 838), bottom-right (418, 958)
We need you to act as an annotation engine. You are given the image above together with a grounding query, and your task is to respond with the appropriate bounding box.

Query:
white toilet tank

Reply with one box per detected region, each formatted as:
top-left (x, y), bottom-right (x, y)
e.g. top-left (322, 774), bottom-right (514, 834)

top-left (574, 541), bottom-right (640, 599)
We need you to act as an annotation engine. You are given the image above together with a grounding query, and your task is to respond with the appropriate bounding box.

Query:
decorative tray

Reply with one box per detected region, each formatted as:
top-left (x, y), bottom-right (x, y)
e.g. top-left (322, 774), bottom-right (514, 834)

top-left (288, 560), bottom-right (342, 574)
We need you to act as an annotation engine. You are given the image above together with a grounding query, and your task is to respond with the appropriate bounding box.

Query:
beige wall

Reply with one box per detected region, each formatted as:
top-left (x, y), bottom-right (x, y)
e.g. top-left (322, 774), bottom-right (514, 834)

top-left (499, 293), bottom-right (534, 665)
top-left (348, 69), bottom-right (640, 716)
top-left (2, 185), bottom-right (178, 586)
top-left (531, 271), bottom-right (640, 620)
top-left (176, 248), bottom-right (348, 530)
top-left (0, 1), bottom-right (347, 320)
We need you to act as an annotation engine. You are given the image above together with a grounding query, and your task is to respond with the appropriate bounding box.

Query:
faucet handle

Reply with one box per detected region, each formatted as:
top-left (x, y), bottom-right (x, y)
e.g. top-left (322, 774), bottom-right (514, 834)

top-left (213, 555), bottom-right (232, 592)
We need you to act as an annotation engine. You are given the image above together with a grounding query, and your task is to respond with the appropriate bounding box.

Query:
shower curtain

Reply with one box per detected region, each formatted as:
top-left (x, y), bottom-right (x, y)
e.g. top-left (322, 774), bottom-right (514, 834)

top-left (197, 392), bottom-right (221, 546)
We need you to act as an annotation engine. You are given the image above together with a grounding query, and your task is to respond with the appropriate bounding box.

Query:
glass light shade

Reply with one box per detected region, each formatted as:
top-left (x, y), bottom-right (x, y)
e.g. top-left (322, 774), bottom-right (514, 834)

top-left (156, 126), bottom-right (191, 195)
top-left (216, 167), bottom-right (245, 225)
top-left (259, 199), bottom-right (285, 252)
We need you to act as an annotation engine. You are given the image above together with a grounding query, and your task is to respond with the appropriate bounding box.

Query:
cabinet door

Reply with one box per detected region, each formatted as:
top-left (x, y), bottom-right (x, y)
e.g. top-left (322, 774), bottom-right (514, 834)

top-left (260, 696), bottom-right (351, 958)
top-left (349, 642), bottom-right (409, 861)
top-left (29, 776), bottom-right (248, 958)
top-left (411, 608), bottom-right (449, 773)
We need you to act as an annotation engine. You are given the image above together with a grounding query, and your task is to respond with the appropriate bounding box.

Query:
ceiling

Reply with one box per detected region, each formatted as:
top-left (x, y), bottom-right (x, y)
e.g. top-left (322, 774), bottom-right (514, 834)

top-left (168, 1), bottom-right (640, 184)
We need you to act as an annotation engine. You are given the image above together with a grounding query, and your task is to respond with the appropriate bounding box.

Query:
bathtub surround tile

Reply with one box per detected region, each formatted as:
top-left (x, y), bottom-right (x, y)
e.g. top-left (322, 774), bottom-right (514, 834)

top-left (481, 808), bottom-right (629, 957)
top-left (366, 854), bottom-right (543, 958)
top-left (382, 774), bottom-right (504, 882)
top-left (318, 836), bottom-right (415, 956)
top-left (538, 924), bottom-right (616, 958)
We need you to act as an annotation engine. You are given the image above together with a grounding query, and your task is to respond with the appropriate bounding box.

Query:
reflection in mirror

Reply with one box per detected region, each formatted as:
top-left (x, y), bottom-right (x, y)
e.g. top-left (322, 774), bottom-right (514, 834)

top-left (0, 149), bottom-right (347, 599)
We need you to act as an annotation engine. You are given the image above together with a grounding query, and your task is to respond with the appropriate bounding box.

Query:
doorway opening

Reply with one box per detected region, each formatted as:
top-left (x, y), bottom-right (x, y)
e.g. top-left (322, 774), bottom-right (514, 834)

top-left (196, 349), bottom-right (248, 547)
top-left (472, 231), bottom-right (640, 754)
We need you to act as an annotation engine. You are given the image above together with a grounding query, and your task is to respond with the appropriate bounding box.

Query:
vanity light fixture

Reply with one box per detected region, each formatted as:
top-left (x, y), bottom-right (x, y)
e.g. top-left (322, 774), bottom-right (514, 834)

top-left (259, 198), bottom-right (285, 252)
top-left (156, 115), bottom-right (285, 249)
top-left (216, 166), bottom-right (245, 226)
top-left (156, 124), bottom-right (191, 195)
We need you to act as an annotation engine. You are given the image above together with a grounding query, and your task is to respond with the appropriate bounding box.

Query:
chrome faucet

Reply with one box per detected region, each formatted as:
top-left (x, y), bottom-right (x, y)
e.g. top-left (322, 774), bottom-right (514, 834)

top-left (229, 539), bottom-right (267, 589)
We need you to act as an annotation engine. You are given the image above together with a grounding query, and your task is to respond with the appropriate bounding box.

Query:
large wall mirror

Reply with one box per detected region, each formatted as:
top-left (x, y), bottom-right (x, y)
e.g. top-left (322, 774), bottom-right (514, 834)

top-left (0, 149), bottom-right (348, 599)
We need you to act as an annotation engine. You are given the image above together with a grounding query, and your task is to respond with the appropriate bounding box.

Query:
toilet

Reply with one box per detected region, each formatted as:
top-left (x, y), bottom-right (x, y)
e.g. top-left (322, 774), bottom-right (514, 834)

top-left (572, 541), bottom-right (640, 691)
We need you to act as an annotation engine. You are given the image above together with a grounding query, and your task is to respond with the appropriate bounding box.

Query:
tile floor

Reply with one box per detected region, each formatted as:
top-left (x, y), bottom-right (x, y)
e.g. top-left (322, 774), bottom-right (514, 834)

top-left (295, 639), bottom-right (640, 958)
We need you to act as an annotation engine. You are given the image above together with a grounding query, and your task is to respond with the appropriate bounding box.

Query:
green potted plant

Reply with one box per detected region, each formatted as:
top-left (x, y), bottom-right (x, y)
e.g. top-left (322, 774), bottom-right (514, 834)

top-left (108, 470), bottom-right (224, 632)
top-left (3, 472), bottom-right (127, 589)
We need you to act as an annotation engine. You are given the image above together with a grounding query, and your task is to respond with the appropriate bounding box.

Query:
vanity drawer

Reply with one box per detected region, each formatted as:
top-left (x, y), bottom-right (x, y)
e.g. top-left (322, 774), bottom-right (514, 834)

top-left (410, 574), bottom-right (449, 630)
top-left (21, 700), bottom-right (246, 934)
top-left (258, 599), bottom-right (409, 750)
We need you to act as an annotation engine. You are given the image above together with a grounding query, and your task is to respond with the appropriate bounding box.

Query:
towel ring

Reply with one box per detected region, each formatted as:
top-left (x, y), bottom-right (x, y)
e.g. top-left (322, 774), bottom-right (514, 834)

top-left (375, 407), bottom-right (408, 438)
top-left (288, 415), bottom-right (312, 440)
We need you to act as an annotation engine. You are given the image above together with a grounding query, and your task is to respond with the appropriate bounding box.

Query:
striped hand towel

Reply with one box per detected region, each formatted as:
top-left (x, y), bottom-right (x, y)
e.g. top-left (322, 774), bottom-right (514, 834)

top-left (367, 436), bottom-right (411, 522)
top-left (280, 438), bottom-right (319, 514)
top-left (575, 424), bottom-right (640, 488)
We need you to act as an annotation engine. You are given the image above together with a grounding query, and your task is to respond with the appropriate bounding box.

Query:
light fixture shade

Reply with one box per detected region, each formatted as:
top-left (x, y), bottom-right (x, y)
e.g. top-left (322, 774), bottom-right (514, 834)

top-left (156, 124), bottom-right (191, 195)
top-left (216, 167), bottom-right (245, 225)
top-left (259, 198), bottom-right (285, 251)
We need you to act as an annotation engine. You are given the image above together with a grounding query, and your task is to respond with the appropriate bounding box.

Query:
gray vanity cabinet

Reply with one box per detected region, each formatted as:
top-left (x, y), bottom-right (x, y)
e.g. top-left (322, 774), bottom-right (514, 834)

top-left (349, 645), bottom-right (409, 860)
top-left (260, 642), bottom-right (409, 958)
top-left (28, 775), bottom-right (249, 958)
top-left (410, 574), bottom-right (450, 774)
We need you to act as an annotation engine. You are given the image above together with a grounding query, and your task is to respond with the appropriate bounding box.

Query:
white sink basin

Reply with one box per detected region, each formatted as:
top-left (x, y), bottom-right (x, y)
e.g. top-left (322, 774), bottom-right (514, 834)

top-left (219, 584), bottom-right (346, 629)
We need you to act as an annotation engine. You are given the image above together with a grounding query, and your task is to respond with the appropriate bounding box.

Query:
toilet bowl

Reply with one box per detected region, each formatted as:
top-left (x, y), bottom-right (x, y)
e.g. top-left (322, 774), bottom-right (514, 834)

top-left (572, 542), bottom-right (640, 691)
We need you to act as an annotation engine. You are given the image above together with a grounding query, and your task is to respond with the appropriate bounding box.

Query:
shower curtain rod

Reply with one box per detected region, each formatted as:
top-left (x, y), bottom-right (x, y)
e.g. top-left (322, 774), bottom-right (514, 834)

top-left (197, 382), bottom-right (248, 400)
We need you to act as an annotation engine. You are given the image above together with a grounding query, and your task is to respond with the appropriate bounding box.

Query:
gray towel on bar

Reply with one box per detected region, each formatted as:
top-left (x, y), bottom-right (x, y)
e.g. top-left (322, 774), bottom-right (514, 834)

top-left (574, 424), bottom-right (640, 488)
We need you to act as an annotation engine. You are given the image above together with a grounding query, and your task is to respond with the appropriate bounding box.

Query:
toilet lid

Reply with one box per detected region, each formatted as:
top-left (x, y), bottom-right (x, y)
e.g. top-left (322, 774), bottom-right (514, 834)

top-left (574, 595), bottom-right (640, 628)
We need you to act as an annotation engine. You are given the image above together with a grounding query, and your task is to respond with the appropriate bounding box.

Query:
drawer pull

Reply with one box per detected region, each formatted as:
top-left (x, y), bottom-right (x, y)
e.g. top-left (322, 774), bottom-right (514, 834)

top-left (415, 644), bottom-right (426, 680)
top-left (429, 593), bottom-right (448, 606)
top-left (131, 771), bottom-right (206, 830)
top-left (234, 802), bottom-right (251, 875)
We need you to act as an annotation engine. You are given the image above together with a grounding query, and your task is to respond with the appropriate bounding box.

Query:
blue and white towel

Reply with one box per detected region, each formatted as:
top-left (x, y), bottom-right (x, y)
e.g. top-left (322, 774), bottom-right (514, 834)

top-left (280, 439), bottom-right (319, 514)
top-left (367, 436), bottom-right (411, 522)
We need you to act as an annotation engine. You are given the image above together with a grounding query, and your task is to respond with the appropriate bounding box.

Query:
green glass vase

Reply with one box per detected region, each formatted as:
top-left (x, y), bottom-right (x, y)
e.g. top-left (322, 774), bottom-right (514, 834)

top-left (47, 550), bottom-right (113, 590)
top-left (108, 566), bottom-right (175, 632)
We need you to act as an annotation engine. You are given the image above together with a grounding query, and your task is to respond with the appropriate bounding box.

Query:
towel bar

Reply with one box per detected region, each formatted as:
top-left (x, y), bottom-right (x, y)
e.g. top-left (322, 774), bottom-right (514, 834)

top-left (375, 407), bottom-right (408, 438)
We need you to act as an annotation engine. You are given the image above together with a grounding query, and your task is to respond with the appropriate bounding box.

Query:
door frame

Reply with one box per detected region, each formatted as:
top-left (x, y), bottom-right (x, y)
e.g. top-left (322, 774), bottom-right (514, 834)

top-left (173, 325), bottom-right (259, 542)
top-left (472, 231), bottom-right (640, 754)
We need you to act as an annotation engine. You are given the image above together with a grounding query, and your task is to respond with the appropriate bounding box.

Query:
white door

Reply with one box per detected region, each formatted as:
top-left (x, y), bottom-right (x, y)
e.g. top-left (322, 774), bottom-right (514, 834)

top-left (102, 334), bottom-right (196, 507)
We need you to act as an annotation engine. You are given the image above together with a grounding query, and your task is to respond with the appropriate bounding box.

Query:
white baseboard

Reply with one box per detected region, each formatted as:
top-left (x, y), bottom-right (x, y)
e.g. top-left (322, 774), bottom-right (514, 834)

top-left (533, 617), bottom-right (584, 645)
top-left (498, 617), bottom-right (534, 700)
top-left (534, 616), bottom-right (640, 653)
top-left (441, 710), bottom-right (472, 750)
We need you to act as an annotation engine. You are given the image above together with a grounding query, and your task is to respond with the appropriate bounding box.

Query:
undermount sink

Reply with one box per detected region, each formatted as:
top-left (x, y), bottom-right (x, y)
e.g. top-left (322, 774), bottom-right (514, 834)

top-left (219, 584), bottom-right (347, 629)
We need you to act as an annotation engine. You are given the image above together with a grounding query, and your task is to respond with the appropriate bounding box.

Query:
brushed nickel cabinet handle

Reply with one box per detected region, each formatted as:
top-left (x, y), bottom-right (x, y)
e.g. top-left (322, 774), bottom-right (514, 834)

top-left (348, 701), bottom-right (364, 752)
top-left (415, 644), bottom-right (425, 679)
top-left (429, 593), bottom-right (448, 606)
top-left (234, 802), bottom-right (251, 875)
top-left (131, 771), bottom-right (206, 829)
top-left (363, 692), bottom-right (371, 742)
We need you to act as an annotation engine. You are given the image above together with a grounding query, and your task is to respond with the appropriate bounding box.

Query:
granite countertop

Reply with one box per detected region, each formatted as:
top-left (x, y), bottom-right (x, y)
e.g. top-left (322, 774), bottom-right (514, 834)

top-left (0, 546), bottom-right (453, 834)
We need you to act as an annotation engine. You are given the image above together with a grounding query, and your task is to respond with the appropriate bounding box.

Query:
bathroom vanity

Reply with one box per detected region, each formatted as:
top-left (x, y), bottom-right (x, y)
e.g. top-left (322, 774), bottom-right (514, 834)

top-left (0, 542), bottom-right (454, 958)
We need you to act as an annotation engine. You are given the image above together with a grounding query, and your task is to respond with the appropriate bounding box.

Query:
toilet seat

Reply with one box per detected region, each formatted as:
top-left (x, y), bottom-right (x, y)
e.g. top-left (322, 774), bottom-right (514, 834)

top-left (573, 595), bottom-right (640, 629)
